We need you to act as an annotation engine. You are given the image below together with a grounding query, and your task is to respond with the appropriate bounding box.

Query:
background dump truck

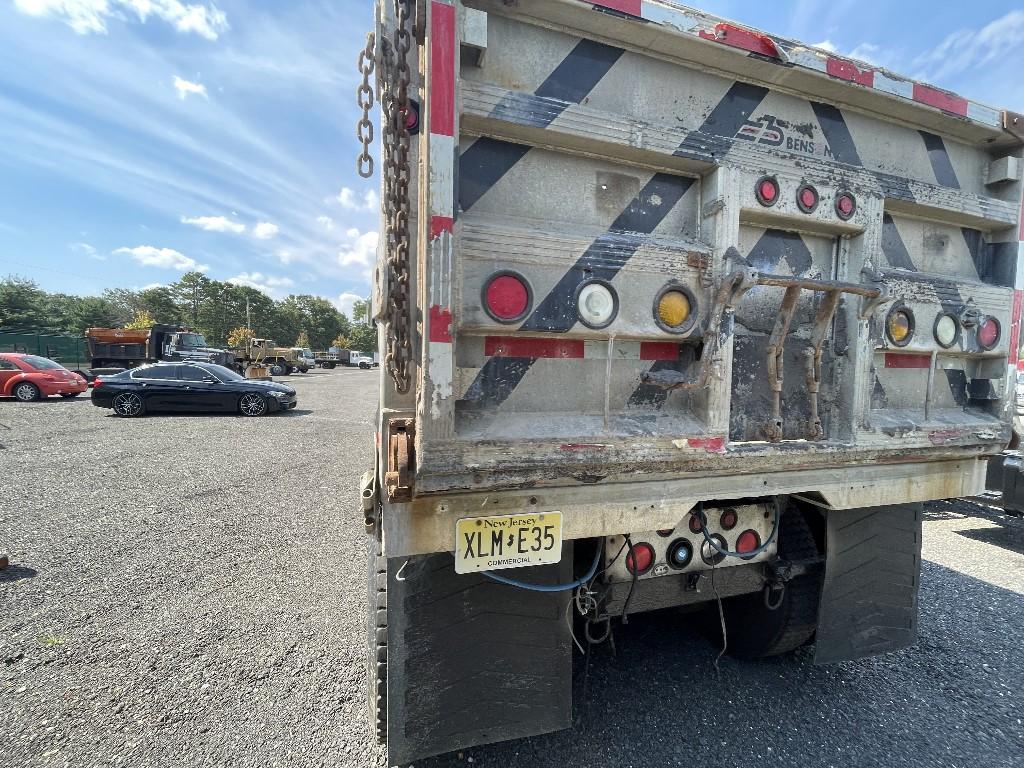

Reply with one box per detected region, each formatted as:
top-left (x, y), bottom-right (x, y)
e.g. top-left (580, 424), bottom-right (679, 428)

top-left (362, 1), bottom-right (1024, 763)
top-left (85, 325), bottom-right (235, 373)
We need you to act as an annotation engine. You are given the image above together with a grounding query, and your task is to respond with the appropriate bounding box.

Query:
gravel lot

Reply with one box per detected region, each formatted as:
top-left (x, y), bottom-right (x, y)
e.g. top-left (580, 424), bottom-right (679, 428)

top-left (3, 370), bottom-right (1023, 768)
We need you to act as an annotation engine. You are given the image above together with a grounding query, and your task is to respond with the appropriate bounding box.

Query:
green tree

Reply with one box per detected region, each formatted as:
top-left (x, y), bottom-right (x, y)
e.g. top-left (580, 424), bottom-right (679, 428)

top-left (0, 276), bottom-right (48, 328)
top-left (348, 323), bottom-right (376, 354)
top-left (137, 287), bottom-right (178, 324)
top-left (170, 272), bottom-right (213, 329)
top-left (295, 330), bottom-right (310, 348)
top-left (125, 309), bottom-right (157, 330)
top-left (351, 298), bottom-right (370, 324)
top-left (69, 297), bottom-right (121, 332)
top-left (102, 288), bottom-right (142, 322)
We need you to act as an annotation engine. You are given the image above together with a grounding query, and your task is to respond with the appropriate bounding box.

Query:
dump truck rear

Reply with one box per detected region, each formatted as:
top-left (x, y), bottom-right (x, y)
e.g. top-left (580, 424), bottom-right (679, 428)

top-left (360, 1), bottom-right (1024, 763)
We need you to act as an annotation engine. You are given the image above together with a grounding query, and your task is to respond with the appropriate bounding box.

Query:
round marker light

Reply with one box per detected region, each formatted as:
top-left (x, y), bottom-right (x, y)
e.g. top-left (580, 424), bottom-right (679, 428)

top-left (700, 534), bottom-right (727, 567)
top-left (576, 281), bottom-right (617, 329)
top-left (736, 530), bottom-right (761, 559)
top-left (667, 539), bottom-right (694, 570)
top-left (655, 286), bottom-right (696, 334)
top-left (797, 185), bottom-right (819, 214)
top-left (886, 308), bottom-right (914, 347)
top-left (756, 176), bottom-right (779, 207)
top-left (978, 316), bottom-right (1001, 350)
top-left (934, 314), bottom-right (959, 349)
top-left (625, 542), bottom-right (655, 576)
top-left (688, 513), bottom-right (705, 534)
top-left (835, 192), bottom-right (856, 220)
top-left (719, 508), bottom-right (738, 531)
top-left (483, 272), bottom-right (531, 323)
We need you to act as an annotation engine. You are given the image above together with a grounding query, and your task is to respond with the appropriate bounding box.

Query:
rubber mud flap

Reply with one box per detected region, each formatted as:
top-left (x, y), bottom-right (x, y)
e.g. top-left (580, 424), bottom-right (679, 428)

top-left (385, 544), bottom-right (573, 766)
top-left (814, 504), bottom-right (923, 665)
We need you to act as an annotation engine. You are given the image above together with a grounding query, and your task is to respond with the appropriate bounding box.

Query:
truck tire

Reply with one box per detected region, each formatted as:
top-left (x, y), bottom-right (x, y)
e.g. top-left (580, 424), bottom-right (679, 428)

top-left (366, 535), bottom-right (387, 744)
top-left (720, 505), bottom-right (821, 658)
top-left (269, 361), bottom-right (286, 377)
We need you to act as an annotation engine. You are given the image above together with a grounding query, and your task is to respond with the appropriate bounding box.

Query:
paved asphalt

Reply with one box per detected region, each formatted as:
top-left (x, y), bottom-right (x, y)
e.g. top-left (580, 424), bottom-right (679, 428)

top-left (2, 369), bottom-right (1022, 768)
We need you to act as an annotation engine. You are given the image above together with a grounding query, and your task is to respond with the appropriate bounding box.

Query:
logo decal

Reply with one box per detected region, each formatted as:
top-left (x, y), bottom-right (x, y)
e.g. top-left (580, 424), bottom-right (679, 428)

top-left (736, 114), bottom-right (834, 158)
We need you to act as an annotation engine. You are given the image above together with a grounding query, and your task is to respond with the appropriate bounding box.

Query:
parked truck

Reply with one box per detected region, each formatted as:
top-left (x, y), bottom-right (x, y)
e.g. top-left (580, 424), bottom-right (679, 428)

top-left (360, 1), bottom-right (1024, 764)
top-left (85, 325), bottom-right (234, 373)
top-left (230, 338), bottom-right (301, 377)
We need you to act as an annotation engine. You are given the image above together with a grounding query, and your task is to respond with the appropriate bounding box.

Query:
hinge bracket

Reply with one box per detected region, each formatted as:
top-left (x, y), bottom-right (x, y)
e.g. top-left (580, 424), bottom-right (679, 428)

top-left (384, 418), bottom-right (415, 502)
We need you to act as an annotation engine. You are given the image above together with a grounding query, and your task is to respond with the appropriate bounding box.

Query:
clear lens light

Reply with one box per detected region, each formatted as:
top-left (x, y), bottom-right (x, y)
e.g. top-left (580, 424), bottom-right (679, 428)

top-left (658, 291), bottom-right (691, 328)
top-left (935, 315), bottom-right (957, 347)
top-left (578, 283), bottom-right (615, 326)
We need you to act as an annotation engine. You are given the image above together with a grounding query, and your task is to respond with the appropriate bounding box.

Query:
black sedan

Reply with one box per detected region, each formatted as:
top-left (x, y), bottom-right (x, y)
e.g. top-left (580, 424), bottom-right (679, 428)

top-left (91, 362), bottom-right (297, 417)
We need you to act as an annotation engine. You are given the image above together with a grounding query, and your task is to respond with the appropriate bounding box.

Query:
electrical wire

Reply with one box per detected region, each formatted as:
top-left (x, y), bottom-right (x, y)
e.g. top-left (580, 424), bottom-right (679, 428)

top-left (482, 541), bottom-right (603, 593)
top-left (621, 535), bottom-right (638, 624)
top-left (694, 499), bottom-right (782, 559)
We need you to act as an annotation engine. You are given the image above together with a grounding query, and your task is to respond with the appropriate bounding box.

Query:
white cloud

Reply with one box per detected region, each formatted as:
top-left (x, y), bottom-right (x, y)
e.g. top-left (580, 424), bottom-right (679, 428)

top-left (253, 221), bottom-right (279, 239)
top-left (336, 186), bottom-right (378, 212)
top-left (338, 228), bottom-right (377, 268)
top-left (173, 75), bottom-right (208, 100)
top-left (316, 215), bottom-right (334, 231)
top-left (70, 241), bottom-right (104, 260)
top-left (114, 245), bottom-right (208, 272)
top-left (274, 249), bottom-right (292, 265)
top-left (180, 214), bottom-right (244, 233)
top-left (813, 40), bottom-right (838, 53)
top-left (334, 291), bottom-right (365, 319)
top-left (14, 0), bottom-right (230, 40)
top-left (912, 10), bottom-right (1024, 83)
top-left (227, 271), bottom-right (295, 296)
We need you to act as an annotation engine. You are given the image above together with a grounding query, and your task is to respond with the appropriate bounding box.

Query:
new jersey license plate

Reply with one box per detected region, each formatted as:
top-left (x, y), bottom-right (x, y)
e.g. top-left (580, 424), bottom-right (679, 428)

top-left (454, 512), bottom-right (563, 574)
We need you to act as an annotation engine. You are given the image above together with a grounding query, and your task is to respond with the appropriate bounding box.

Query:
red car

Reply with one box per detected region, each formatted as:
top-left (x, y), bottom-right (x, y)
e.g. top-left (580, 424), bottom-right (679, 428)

top-left (0, 353), bottom-right (88, 401)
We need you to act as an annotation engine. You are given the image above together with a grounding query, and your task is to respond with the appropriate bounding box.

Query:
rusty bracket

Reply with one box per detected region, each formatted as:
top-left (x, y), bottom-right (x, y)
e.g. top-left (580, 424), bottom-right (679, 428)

top-left (383, 418), bottom-right (415, 503)
top-left (765, 285), bottom-right (802, 442)
top-left (803, 289), bottom-right (842, 441)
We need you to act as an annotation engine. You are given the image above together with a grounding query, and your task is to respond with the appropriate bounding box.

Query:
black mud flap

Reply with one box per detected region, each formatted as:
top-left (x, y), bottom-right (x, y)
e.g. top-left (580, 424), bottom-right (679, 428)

top-left (986, 452), bottom-right (1024, 514)
top-left (386, 545), bottom-right (573, 766)
top-left (814, 504), bottom-right (923, 665)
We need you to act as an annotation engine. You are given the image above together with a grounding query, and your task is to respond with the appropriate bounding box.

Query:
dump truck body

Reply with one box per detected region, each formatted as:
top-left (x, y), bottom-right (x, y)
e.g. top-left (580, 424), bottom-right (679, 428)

top-left (85, 325), bottom-right (234, 370)
top-left (364, 1), bottom-right (1024, 763)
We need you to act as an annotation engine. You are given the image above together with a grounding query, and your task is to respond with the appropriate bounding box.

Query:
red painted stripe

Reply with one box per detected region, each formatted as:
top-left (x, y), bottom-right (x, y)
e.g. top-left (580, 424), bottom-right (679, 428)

top-left (429, 2), bottom-right (455, 137)
top-left (699, 24), bottom-right (781, 59)
top-left (639, 342), bottom-right (680, 361)
top-left (429, 215), bottom-right (453, 241)
top-left (826, 57), bottom-right (874, 87)
top-left (1009, 290), bottom-right (1023, 363)
top-left (884, 353), bottom-right (932, 369)
top-left (485, 337), bottom-right (584, 359)
top-left (912, 83), bottom-right (968, 117)
top-left (687, 437), bottom-right (726, 453)
top-left (1019, 195), bottom-right (1024, 241)
top-left (429, 305), bottom-right (452, 343)
top-left (587, 0), bottom-right (641, 15)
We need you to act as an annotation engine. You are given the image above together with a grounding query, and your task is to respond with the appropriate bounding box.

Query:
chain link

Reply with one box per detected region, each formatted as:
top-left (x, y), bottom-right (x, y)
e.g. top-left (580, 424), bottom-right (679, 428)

top-left (382, 0), bottom-right (414, 394)
top-left (356, 32), bottom-right (376, 179)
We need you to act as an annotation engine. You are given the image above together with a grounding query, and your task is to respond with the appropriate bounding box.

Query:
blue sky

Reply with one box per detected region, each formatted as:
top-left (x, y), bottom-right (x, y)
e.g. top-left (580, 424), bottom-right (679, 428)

top-left (1, 1), bottom-right (1022, 319)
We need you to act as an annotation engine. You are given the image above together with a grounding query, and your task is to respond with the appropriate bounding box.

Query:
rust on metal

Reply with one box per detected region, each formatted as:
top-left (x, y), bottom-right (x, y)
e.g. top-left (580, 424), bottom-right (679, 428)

top-left (384, 418), bottom-right (415, 502)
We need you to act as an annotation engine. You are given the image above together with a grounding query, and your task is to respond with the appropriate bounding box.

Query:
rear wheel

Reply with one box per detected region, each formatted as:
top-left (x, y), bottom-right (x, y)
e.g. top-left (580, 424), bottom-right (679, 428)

top-left (13, 382), bottom-right (41, 402)
top-left (239, 393), bottom-right (268, 417)
top-left (269, 362), bottom-right (286, 377)
top-left (720, 504), bottom-right (822, 658)
top-left (112, 392), bottom-right (145, 417)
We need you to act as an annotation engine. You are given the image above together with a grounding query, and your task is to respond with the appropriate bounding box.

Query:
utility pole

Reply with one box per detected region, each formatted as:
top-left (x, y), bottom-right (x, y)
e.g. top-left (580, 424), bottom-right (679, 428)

top-left (246, 296), bottom-right (251, 331)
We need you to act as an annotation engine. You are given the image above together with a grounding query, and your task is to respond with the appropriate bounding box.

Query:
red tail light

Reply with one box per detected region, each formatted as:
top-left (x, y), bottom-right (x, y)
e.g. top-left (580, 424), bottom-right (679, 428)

top-left (736, 530), bottom-right (761, 557)
top-left (755, 176), bottom-right (779, 206)
top-left (797, 184), bottom-right (819, 213)
top-left (719, 508), bottom-right (738, 531)
top-left (483, 272), bottom-right (531, 323)
top-left (835, 192), bottom-right (857, 220)
top-left (978, 316), bottom-right (1000, 350)
top-left (625, 542), bottom-right (655, 575)
top-left (688, 514), bottom-right (704, 534)
top-left (93, 377), bottom-right (103, 388)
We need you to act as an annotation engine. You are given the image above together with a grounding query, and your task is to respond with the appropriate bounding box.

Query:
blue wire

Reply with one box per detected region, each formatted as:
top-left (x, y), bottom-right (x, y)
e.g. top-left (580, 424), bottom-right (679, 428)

top-left (696, 500), bottom-right (781, 559)
top-left (481, 542), bottom-right (603, 592)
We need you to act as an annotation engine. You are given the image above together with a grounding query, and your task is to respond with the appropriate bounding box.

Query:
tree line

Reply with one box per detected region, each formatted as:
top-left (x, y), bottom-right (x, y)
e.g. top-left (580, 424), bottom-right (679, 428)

top-left (0, 273), bottom-right (377, 352)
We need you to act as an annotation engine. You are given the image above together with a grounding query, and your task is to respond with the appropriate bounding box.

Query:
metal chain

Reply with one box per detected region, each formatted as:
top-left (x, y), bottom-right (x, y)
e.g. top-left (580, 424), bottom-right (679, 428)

top-left (382, 0), bottom-right (413, 394)
top-left (356, 32), bottom-right (376, 178)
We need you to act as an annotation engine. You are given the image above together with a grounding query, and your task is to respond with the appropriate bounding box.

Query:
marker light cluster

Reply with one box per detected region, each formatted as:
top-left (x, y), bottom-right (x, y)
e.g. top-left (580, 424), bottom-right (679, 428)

top-left (754, 178), bottom-right (857, 220)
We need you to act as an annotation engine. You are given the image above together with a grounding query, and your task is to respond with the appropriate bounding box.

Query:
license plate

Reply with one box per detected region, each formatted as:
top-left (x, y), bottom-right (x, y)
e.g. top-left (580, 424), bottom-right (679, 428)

top-left (454, 512), bottom-right (562, 574)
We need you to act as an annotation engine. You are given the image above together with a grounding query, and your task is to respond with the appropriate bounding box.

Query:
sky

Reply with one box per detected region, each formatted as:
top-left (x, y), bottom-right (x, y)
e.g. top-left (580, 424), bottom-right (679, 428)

top-left (1, 1), bottom-right (1023, 320)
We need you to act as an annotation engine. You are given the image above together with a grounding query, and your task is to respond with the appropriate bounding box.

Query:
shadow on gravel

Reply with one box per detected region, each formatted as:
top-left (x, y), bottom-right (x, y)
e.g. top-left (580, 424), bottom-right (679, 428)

top-left (417, 561), bottom-right (1024, 768)
top-left (0, 564), bottom-right (39, 583)
top-left (954, 521), bottom-right (1024, 556)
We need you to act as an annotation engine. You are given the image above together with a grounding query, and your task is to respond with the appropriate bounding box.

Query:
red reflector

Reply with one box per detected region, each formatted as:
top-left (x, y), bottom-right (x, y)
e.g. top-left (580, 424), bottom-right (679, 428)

top-left (688, 514), bottom-right (704, 534)
top-left (719, 509), bottom-right (738, 531)
top-left (625, 542), bottom-right (655, 575)
top-left (484, 274), bottom-right (530, 322)
top-left (757, 178), bottom-right (778, 205)
top-left (656, 529), bottom-right (674, 537)
top-left (978, 317), bottom-right (1000, 350)
top-left (797, 185), bottom-right (819, 213)
top-left (836, 193), bottom-right (856, 220)
top-left (736, 530), bottom-right (761, 555)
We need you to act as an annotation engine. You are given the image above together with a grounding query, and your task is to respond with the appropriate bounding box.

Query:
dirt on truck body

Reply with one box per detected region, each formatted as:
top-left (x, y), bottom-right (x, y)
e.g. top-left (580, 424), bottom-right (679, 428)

top-left (361, 1), bottom-right (1024, 764)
